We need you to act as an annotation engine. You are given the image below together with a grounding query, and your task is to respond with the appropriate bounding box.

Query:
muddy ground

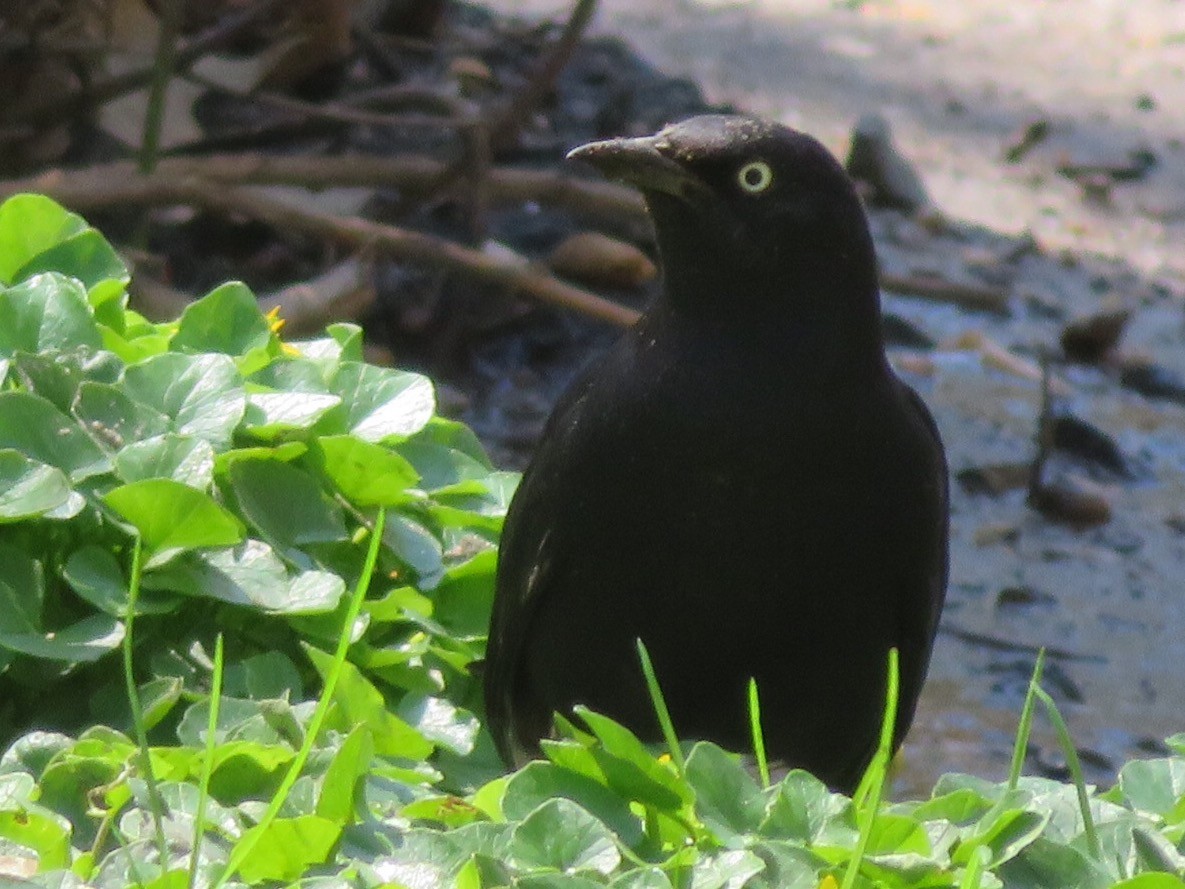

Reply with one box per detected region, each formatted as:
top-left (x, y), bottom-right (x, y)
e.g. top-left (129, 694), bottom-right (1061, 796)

top-left (483, 0), bottom-right (1185, 797)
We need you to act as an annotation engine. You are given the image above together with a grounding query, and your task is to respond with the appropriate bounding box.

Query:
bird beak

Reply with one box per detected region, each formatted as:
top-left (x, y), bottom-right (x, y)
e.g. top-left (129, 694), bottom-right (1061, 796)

top-left (567, 135), bottom-right (701, 199)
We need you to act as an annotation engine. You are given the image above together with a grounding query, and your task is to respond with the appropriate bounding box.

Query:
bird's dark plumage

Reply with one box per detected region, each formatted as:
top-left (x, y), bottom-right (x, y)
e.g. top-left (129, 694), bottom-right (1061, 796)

top-left (484, 115), bottom-right (948, 792)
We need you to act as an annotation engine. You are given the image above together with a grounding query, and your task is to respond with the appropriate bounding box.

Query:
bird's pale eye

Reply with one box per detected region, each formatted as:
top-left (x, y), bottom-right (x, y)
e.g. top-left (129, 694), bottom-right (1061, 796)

top-left (737, 160), bottom-right (774, 194)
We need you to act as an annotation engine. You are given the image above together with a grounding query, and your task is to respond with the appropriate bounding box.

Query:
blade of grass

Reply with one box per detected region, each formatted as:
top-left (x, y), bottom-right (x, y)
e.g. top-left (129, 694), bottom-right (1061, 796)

top-left (955, 649), bottom-right (1048, 870)
top-left (1007, 649), bottom-right (1046, 791)
top-left (122, 536), bottom-right (170, 870)
top-left (747, 678), bottom-right (770, 790)
top-left (188, 633), bottom-right (224, 889)
top-left (212, 507), bottom-right (387, 889)
top-left (841, 647), bottom-right (899, 889)
top-left (635, 638), bottom-right (685, 777)
top-left (1033, 685), bottom-right (1100, 858)
top-left (958, 846), bottom-right (989, 889)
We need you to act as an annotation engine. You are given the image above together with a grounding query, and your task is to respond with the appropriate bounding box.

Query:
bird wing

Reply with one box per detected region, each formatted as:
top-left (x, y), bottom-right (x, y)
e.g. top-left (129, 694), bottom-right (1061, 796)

top-left (483, 356), bottom-right (604, 763)
top-left (891, 380), bottom-right (950, 744)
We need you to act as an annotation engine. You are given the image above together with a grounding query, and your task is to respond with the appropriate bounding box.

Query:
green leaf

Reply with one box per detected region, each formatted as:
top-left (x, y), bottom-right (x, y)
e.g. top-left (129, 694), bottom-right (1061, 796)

top-left (503, 761), bottom-right (644, 850)
top-left (0, 391), bottom-right (110, 481)
top-left (224, 650), bottom-right (303, 700)
top-left (955, 807), bottom-right (1049, 868)
top-left (124, 677), bottom-right (184, 731)
top-left (145, 540), bottom-right (344, 613)
top-left (114, 434), bottom-right (215, 488)
top-left (397, 696), bottom-right (479, 756)
top-left (315, 726), bottom-right (374, 823)
top-left (1117, 758), bottom-right (1185, 820)
top-left (304, 645), bottom-right (433, 760)
top-left (331, 362), bottom-right (435, 441)
top-left (0, 806), bottom-right (72, 871)
top-left (62, 546), bottom-right (177, 617)
top-left (10, 347), bottom-right (121, 413)
top-left (103, 478), bottom-right (245, 564)
top-left (0, 194), bottom-right (88, 285)
top-left (233, 814), bottom-right (341, 883)
top-left (430, 550), bottom-right (497, 638)
top-left (242, 391), bottom-right (341, 439)
top-left (398, 440), bottom-right (493, 491)
top-left (312, 435), bottom-right (420, 505)
top-left (0, 450), bottom-right (72, 521)
top-left (227, 458), bottom-right (347, 547)
top-left (610, 868), bottom-right (675, 889)
top-left (909, 787), bottom-right (994, 825)
top-left (72, 380), bottom-right (171, 452)
top-left (759, 770), bottom-right (851, 845)
top-left (509, 798), bottom-right (621, 875)
top-left (685, 742), bottom-right (765, 839)
top-left (0, 612), bottom-right (123, 662)
top-left (0, 548), bottom-right (43, 631)
top-left (1111, 876), bottom-right (1185, 889)
top-left (123, 352), bottom-right (246, 449)
top-left (0, 274), bottom-right (102, 356)
top-left (370, 829), bottom-right (472, 887)
top-left (544, 713), bottom-right (693, 817)
top-left (383, 513), bottom-right (444, 586)
top-left (997, 835), bottom-right (1112, 889)
top-left (14, 229), bottom-right (127, 296)
top-left (172, 281), bottom-right (272, 356)
top-left (688, 849), bottom-right (766, 889)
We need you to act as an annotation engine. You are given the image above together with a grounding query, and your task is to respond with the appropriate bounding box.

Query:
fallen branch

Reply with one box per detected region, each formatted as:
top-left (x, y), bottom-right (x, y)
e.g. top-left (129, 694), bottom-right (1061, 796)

top-left (1, 153), bottom-right (647, 232)
top-left (945, 330), bottom-right (1071, 395)
top-left (941, 622), bottom-right (1106, 663)
top-left (881, 271), bottom-right (1011, 314)
top-left (488, 0), bottom-right (600, 151)
top-left (53, 174), bottom-right (638, 327)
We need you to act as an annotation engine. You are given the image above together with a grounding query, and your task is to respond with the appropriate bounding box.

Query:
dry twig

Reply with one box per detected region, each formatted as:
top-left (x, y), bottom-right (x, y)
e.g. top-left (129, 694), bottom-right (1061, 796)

top-left (487, 0), bottom-right (600, 151)
top-left (15, 170), bottom-right (638, 327)
top-left (881, 271), bottom-right (1010, 314)
top-left (1, 153), bottom-right (646, 231)
top-left (6, 0), bottom-right (291, 127)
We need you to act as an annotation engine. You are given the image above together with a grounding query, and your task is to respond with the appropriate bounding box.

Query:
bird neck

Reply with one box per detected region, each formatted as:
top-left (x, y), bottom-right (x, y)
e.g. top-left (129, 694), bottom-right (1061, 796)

top-left (654, 260), bottom-right (889, 380)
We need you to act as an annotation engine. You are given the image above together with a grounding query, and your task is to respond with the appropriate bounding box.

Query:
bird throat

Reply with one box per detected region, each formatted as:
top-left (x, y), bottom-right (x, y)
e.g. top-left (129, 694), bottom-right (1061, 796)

top-left (644, 192), bottom-right (886, 372)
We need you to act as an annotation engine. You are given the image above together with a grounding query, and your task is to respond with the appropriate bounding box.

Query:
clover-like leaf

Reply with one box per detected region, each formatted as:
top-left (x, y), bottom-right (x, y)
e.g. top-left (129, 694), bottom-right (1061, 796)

top-left (103, 478), bottom-right (244, 564)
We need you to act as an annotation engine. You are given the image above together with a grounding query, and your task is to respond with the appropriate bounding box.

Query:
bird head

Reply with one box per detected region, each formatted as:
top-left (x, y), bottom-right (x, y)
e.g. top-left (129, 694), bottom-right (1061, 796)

top-left (568, 116), bottom-right (881, 338)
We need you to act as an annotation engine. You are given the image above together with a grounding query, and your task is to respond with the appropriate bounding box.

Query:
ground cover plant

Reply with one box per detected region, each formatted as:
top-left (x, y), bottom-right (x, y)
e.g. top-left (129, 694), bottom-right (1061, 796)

top-left (1, 194), bottom-right (1185, 887)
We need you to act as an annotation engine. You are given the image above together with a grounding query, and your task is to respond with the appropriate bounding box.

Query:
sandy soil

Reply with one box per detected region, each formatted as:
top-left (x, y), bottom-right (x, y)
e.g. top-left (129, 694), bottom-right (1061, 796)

top-left (502, 0), bottom-right (1185, 280)
top-left (486, 0), bottom-right (1185, 795)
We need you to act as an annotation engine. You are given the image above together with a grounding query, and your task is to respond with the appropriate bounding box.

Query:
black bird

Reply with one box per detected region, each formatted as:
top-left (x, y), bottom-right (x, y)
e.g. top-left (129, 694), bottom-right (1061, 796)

top-left (484, 115), bottom-right (948, 792)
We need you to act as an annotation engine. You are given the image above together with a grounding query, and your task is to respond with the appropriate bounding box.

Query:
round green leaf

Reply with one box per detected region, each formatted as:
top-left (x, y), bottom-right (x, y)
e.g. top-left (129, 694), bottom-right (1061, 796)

top-left (0, 450), bottom-right (72, 521)
top-left (332, 362), bottom-right (435, 442)
top-left (103, 478), bottom-right (244, 563)
top-left (509, 798), bottom-right (621, 875)
top-left (172, 281), bottom-right (272, 356)
top-left (0, 391), bottom-right (110, 481)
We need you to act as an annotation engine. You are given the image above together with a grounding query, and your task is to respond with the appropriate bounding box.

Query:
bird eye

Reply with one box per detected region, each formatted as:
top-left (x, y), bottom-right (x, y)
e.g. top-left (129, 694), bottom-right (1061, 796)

top-left (737, 161), bottom-right (774, 194)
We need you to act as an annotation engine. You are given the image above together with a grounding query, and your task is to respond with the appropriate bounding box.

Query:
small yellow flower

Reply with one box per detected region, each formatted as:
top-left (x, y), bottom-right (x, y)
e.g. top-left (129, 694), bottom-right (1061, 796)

top-left (265, 305), bottom-right (286, 334)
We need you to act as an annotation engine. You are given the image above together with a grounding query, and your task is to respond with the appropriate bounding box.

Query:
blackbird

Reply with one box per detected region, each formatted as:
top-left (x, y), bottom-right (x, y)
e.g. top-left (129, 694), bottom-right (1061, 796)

top-left (484, 115), bottom-right (948, 792)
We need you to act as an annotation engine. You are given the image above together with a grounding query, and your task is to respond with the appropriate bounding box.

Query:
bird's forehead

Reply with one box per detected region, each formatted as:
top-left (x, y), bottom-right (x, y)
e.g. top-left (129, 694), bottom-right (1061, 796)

top-left (655, 115), bottom-right (786, 162)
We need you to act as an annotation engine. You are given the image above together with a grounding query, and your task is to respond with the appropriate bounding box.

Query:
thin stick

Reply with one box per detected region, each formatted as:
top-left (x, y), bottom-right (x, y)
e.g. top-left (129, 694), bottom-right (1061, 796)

top-left (7, 0), bottom-right (290, 126)
top-left (0, 153), bottom-right (647, 230)
top-left (488, 0), bottom-right (600, 151)
top-left (119, 177), bottom-right (638, 326)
